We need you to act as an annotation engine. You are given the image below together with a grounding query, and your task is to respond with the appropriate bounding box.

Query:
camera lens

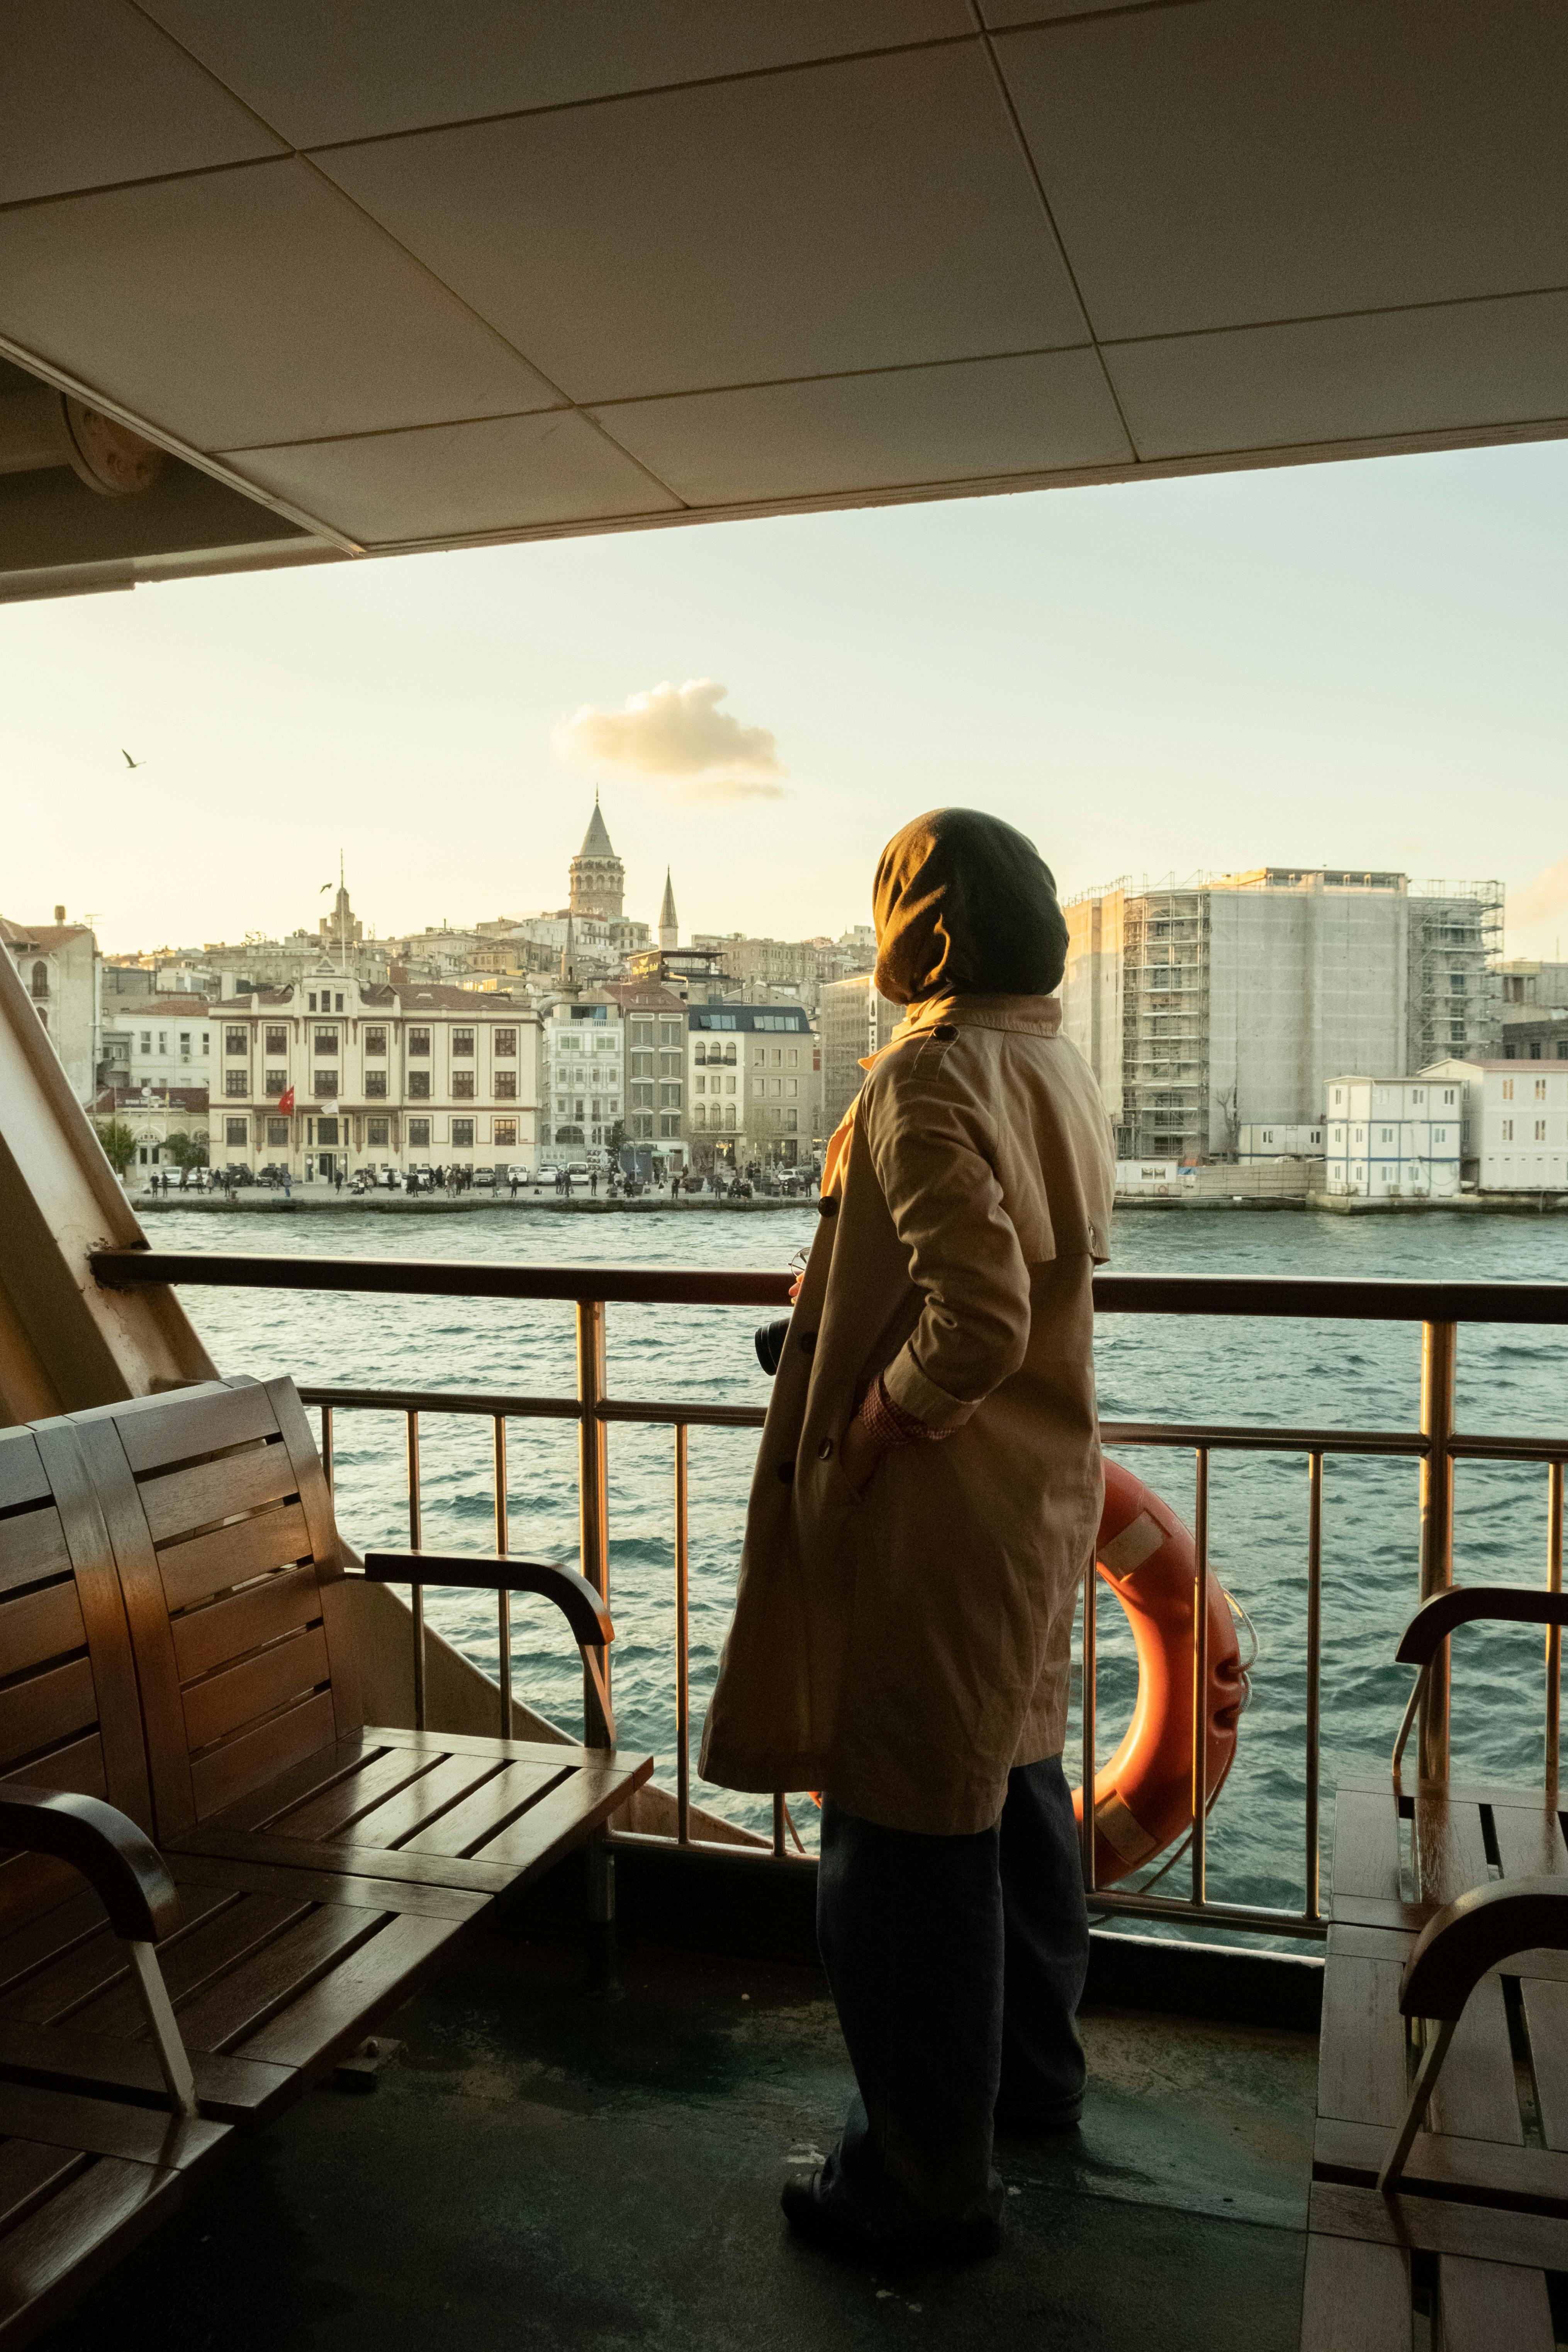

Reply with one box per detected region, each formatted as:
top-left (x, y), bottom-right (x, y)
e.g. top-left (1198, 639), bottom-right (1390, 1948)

top-left (754, 1317), bottom-right (791, 1377)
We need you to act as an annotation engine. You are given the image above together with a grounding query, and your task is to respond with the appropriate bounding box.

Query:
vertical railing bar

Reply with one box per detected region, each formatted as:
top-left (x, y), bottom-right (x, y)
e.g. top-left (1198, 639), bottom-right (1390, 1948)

top-left (494, 1415), bottom-right (511, 1743)
top-left (1080, 1552), bottom-right (1098, 1895)
top-left (1191, 1446), bottom-right (1210, 1907)
top-left (319, 1403), bottom-right (334, 1494)
top-left (772, 1792), bottom-right (787, 1860)
top-left (1305, 1451), bottom-right (1324, 1922)
top-left (576, 1299), bottom-right (611, 1748)
top-left (406, 1409), bottom-right (425, 1733)
top-left (1418, 1319), bottom-right (1458, 1783)
top-left (1548, 1459), bottom-right (1565, 1794)
top-left (675, 1423), bottom-right (691, 1847)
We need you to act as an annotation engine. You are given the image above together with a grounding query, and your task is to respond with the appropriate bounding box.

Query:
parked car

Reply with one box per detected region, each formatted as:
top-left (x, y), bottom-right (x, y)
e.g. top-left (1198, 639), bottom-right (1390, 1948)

top-left (471, 1167), bottom-right (497, 1189)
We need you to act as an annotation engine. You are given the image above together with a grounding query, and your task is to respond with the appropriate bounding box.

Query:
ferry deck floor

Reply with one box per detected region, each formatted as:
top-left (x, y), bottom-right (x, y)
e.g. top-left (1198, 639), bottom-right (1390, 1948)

top-left (35, 1901), bottom-right (1317, 2352)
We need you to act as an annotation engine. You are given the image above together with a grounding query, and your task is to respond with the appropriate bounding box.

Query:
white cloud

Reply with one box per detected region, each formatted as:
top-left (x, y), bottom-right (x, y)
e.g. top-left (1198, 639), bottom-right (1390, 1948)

top-left (552, 678), bottom-right (786, 803)
top-left (1512, 855), bottom-right (1568, 932)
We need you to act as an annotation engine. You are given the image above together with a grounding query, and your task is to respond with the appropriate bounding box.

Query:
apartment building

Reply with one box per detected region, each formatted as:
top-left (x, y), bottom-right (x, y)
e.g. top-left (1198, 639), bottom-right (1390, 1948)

top-left (1422, 1059), bottom-right (1568, 1193)
top-left (1499, 1017), bottom-right (1568, 1062)
top-left (100, 993), bottom-right (212, 1097)
top-left (1499, 960), bottom-right (1568, 1026)
top-left (604, 981), bottom-right (687, 1159)
top-left (1062, 869), bottom-right (1501, 1160)
top-left (1, 910), bottom-right (100, 1102)
top-left (817, 972), bottom-right (901, 1132)
top-left (1323, 1076), bottom-right (1464, 1199)
top-left (209, 976), bottom-right (541, 1178)
top-left (687, 1004), bottom-right (816, 1169)
top-left (539, 993), bottom-right (626, 1168)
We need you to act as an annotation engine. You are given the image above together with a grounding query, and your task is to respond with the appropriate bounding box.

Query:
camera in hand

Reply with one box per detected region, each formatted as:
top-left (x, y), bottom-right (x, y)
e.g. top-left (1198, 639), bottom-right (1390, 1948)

top-left (755, 1317), bottom-right (791, 1376)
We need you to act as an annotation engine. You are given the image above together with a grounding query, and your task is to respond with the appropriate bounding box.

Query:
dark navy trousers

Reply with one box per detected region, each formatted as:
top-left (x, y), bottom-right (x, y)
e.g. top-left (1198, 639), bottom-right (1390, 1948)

top-left (815, 1756), bottom-right (1089, 2229)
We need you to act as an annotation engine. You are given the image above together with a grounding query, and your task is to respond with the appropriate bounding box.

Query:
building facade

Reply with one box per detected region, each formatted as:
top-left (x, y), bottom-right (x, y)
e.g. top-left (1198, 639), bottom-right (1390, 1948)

top-left (2, 911), bottom-right (100, 1102)
top-left (1062, 869), bottom-right (1502, 1160)
top-left (687, 1003), bottom-right (816, 1169)
top-left (606, 982), bottom-right (687, 1158)
top-left (209, 977), bottom-right (541, 1179)
top-left (1323, 1076), bottom-right (1464, 1198)
top-left (539, 993), bottom-right (626, 1167)
top-left (1421, 1059), bottom-right (1568, 1194)
top-left (1500, 960), bottom-right (1568, 1026)
top-left (1498, 1016), bottom-right (1568, 1062)
top-left (100, 992), bottom-right (212, 1097)
top-left (818, 972), bottom-right (901, 1133)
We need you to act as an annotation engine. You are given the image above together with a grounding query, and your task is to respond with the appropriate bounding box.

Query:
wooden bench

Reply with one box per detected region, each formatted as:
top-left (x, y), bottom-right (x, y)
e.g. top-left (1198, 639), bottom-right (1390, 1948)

top-left (1303, 1587), bottom-right (1568, 2349)
top-left (0, 1382), bottom-right (651, 2342)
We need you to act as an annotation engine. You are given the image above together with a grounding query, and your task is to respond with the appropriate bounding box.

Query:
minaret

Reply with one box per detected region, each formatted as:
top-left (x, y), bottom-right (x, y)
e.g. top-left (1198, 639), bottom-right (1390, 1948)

top-left (658, 869), bottom-right (679, 951)
top-left (559, 911), bottom-right (579, 990)
top-left (568, 789), bottom-right (625, 920)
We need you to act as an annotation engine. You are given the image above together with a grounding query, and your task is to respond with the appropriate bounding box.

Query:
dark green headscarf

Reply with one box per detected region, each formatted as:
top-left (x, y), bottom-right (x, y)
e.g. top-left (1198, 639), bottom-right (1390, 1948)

top-left (872, 808), bottom-right (1068, 1007)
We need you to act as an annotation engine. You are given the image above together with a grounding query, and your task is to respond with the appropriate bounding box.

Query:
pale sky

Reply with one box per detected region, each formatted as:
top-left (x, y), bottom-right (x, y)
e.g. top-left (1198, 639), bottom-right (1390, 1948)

top-left (3, 435), bottom-right (1566, 961)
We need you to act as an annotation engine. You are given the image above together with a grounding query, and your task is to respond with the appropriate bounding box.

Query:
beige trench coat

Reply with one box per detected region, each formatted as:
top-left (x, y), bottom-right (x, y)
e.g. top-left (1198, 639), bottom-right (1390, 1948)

top-left (699, 993), bottom-right (1116, 1837)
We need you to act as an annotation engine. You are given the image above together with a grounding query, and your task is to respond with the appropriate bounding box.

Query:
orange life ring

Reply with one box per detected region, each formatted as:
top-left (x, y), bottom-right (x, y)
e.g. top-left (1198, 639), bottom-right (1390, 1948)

top-left (1074, 1458), bottom-right (1245, 1886)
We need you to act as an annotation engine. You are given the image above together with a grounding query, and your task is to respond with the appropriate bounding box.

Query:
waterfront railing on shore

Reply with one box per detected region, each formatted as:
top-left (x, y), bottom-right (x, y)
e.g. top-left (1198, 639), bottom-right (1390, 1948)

top-left (92, 1251), bottom-right (1568, 1943)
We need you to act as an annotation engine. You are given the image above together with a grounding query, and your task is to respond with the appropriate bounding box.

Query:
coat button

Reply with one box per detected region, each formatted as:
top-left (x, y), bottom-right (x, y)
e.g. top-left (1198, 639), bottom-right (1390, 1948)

top-left (777, 1460), bottom-right (794, 1484)
top-left (817, 1196), bottom-right (838, 1218)
top-left (798, 1329), bottom-right (817, 1357)
top-left (817, 1439), bottom-right (834, 1460)
top-left (933, 1023), bottom-right (957, 1042)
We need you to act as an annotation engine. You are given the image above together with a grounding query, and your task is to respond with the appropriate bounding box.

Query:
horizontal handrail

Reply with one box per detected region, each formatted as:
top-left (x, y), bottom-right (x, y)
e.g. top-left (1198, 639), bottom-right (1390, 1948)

top-left (90, 1249), bottom-right (1568, 1323)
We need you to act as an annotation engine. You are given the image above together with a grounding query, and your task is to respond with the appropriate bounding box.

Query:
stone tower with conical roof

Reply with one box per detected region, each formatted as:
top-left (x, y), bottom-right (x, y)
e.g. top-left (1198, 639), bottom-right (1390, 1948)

top-left (568, 790), bottom-right (624, 920)
top-left (658, 869), bottom-right (679, 950)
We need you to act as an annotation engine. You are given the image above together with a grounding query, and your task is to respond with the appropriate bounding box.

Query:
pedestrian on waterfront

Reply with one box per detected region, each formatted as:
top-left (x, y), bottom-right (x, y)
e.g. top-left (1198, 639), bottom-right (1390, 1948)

top-left (591, 1170), bottom-right (599, 1195)
top-left (510, 1172), bottom-right (519, 1198)
top-left (702, 808), bottom-right (1115, 2266)
top-left (284, 1170), bottom-right (292, 1199)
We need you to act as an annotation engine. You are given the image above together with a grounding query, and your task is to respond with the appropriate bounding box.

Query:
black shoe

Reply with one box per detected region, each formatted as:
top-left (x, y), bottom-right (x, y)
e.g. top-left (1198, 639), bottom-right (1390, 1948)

top-left (781, 2171), bottom-right (1002, 2266)
top-left (993, 2101), bottom-right (1083, 2137)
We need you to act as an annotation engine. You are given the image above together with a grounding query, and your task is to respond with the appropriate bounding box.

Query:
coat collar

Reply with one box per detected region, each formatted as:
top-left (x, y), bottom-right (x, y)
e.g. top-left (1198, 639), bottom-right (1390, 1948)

top-left (859, 993), bottom-right (1062, 1068)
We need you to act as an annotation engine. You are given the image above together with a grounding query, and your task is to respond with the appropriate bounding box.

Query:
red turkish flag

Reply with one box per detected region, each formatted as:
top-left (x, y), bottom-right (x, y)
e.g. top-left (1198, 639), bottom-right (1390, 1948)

top-left (278, 1086), bottom-right (296, 1113)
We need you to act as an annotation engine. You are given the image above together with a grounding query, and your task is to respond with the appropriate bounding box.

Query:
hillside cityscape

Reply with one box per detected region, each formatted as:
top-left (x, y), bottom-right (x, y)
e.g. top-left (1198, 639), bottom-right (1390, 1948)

top-left (5, 804), bottom-right (1566, 1203)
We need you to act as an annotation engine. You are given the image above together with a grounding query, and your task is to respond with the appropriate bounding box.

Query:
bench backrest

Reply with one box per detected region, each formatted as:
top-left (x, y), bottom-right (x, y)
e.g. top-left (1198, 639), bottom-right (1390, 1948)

top-left (66, 1377), bottom-right (362, 1840)
top-left (0, 1419), bottom-right (152, 1941)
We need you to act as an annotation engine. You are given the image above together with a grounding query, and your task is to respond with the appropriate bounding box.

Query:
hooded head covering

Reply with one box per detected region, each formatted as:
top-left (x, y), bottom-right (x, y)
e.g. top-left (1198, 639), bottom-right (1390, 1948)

top-left (871, 808), bottom-right (1069, 1007)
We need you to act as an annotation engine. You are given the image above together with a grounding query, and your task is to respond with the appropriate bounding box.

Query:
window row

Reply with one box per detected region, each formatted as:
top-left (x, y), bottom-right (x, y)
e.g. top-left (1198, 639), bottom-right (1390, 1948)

top-left (229, 1023), bottom-right (520, 1059)
top-left (222, 1115), bottom-right (521, 1151)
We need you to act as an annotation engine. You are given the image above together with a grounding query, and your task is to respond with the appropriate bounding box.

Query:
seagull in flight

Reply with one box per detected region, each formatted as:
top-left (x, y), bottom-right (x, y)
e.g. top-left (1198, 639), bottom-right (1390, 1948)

top-left (121, 748), bottom-right (146, 769)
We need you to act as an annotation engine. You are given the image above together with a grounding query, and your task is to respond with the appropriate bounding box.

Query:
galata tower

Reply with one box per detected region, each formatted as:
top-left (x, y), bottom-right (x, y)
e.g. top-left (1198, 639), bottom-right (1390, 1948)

top-left (568, 792), bottom-right (625, 921)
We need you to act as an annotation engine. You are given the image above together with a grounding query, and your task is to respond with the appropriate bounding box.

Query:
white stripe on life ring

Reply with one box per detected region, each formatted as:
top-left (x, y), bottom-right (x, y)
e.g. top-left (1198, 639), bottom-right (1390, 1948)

top-left (1098, 1510), bottom-right (1165, 1582)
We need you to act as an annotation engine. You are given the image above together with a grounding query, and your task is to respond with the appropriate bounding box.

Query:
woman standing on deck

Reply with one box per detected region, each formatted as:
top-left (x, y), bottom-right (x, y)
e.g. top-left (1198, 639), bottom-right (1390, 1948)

top-left (701, 807), bottom-right (1116, 2262)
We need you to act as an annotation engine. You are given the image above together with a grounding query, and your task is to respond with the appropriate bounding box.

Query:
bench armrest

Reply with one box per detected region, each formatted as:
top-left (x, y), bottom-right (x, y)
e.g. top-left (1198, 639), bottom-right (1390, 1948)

top-left (0, 1783), bottom-right (181, 1942)
top-left (1402, 1875), bottom-right (1568, 2020)
top-left (1396, 1585), bottom-right (1568, 1668)
top-left (362, 1553), bottom-right (613, 1648)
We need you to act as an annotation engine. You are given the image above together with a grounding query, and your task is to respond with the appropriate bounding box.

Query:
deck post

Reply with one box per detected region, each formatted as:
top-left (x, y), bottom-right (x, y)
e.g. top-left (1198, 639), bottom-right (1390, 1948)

top-left (576, 1298), bottom-right (612, 1748)
top-left (1418, 1320), bottom-right (1458, 1782)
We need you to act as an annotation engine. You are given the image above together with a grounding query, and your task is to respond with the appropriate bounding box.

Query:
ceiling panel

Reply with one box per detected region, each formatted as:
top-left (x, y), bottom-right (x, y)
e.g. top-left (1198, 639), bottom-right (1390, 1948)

top-left (0, 0), bottom-right (283, 207)
top-left (0, 160), bottom-right (561, 455)
top-left (318, 44), bottom-right (1088, 404)
top-left (1106, 291), bottom-right (1568, 462)
top-left (592, 348), bottom-right (1128, 505)
top-left (978, 2), bottom-right (1124, 21)
top-left (141, 0), bottom-right (972, 148)
top-left (998, 0), bottom-right (1568, 340)
top-left (221, 409), bottom-right (683, 543)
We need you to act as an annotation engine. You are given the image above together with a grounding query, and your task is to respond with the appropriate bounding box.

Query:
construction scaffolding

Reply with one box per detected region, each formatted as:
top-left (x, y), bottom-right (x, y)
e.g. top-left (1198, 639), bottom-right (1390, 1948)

top-left (1408, 879), bottom-right (1505, 1072)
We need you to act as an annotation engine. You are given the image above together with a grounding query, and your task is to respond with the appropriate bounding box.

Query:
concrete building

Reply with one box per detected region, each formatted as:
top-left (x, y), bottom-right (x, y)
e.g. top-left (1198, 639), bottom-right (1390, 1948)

top-left (1, 910), bottom-right (101, 1103)
top-left (687, 932), bottom-right (869, 1010)
top-left (1237, 1122), bottom-right (1324, 1161)
top-left (209, 976), bottom-right (541, 1181)
top-left (1500, 961), bottom-right (1568, 1026)
top-left (1422, 1059), bottom-right (1568, 1195)
top-left (1062, 869), bottom-right (1502, 1160)
top-left (100, 993), bottom-right (212, 1098)
top-left (1323, 1076), bottom-right (1464, 1199)
top-left (687, 1003), bottom-right (816, 1169)
top-left (538, 991), bottom-right (627, 1168)
top-left (818, 972), bottom-right (902, 1132)
top-left (1498, 1015), bottom-right (1568, 1063)
top-left (603, 981), bottom-right (687, 1161)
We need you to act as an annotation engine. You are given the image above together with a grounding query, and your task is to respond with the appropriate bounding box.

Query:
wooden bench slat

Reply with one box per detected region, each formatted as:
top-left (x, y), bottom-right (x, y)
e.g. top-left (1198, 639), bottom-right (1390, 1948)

top-left (1412, 1789), bottom-right (1491, 1909)
top-left (168, 1824), bottom-right (529, 1897)
top-left (235, 1912), bottom-right (461, 2070)
top-left (265, 1744), bottom-right (438, 1842)
top-left (166, 1851), bottom-right (486, 1924)
top-left (2, 1583), bottom-right (86, 1679)
top-left (1309, 2178), bottom-right (1568, 2267)
top-left (0, 2016), bottom-right (291, 2123)
top-left (0, 1507), bottom-right (71, 1597)
top-left (141, 1443), bottom-right (299, 1547)
top-left (1521, 1977), bottom-right (1568, 2152)
top-left (1440, 2250), bottom-right (1555, 2349)
top-left (112, 1383), bottom-right (279, 1476)
top-left (182, 1623), bottom-right (329, 1755)
top-left (0, 2080), bottom-right (225, 2171)
top-left (0, 1885), bottom-right (234, 2028)
top-left (1314, 2116), bottom-right (1568, 2207)
top-left (1317, 1952), bottom-right (1407, 2128)
top-left (1493, 1805), bottom-right (1568, 1881)
top-left (158, 1502), bottom-right (313, 1616)
top-left (0, 1435), bottom-right (51, 1518)
top-left (173, 1904), bottom-right (385, 2056)
top-left (0, 2155), bottom-right (177, 2343)
top-left (1298, 2233), bottom-right (1407, 2352)
top-left (0, 1895), bottom-right (107, 2006)
top-left (476, 1761), bottom-right (646, 1871)
top-left (3, 1735), bottom-right (109, 1803)
top-left (170, 1565), bottom-right (322, 1686)
top-left (1429, 1975), bottom-right (1524, 2146)
top-left (399, 1759), bottom-right (572, 1859)
top-left (70, 1895), bottom-right (314, 2041)
top-left (188, 1689), bottom-right (338, 1821)
top-left (0, 2139), bottom-right (83, 2236)
top-left (338, 1753), bottom-right (504, 1849)
top-left (0, 1660), bottom-right (98, 1773)
top-left (1331, 1788), bottom-right (1402, 1905)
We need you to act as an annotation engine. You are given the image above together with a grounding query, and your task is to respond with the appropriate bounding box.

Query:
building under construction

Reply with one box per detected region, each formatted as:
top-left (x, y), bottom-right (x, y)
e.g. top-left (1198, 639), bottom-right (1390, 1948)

top-left (1061, 867), bottom-right (1502, 1161)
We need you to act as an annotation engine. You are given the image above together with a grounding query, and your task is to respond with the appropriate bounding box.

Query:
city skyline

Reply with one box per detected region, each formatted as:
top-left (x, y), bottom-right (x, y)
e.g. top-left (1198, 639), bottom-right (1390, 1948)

top-left (5, 434), bottom-right (1568, 957)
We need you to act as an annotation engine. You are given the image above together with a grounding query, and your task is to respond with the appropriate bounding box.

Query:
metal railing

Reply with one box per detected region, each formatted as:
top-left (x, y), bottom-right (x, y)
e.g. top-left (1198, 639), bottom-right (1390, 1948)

top-left (92, 1251), bottom-right (1568, 1937)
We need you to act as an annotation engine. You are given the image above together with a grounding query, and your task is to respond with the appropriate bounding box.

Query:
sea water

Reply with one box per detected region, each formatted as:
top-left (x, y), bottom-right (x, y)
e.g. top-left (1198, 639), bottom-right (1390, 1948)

top-left (149, 1206), bottom-right (1567, 1919)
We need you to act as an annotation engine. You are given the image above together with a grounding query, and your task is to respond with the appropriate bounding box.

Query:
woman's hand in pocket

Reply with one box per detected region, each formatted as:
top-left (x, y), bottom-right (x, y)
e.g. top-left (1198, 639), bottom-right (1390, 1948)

top-left (838, 1412), bottom-right (884, 1495)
